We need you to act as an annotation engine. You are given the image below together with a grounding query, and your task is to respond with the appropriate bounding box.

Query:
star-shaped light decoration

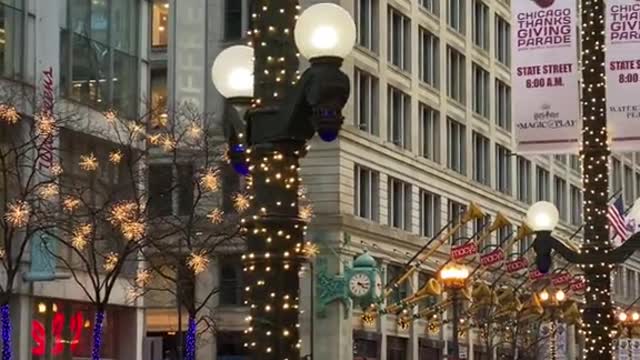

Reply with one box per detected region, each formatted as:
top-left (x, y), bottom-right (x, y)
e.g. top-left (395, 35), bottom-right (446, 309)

top-left (63, 196), bottom-right (81, 213)
top-left (302, 242), bottom-right (320, 258)
top-left (126, 287), bottom-right (144, 304)
top-left (199, 168), bottom-right (220, 192)
top-left (108, 201), bottom-right (139, 226)
top-left (51, 163), bottom-right (63, 176)
top-left (5, 201), bottom-right (30, 227)
top-left (160, 135), bottom-right (176, 152)
top-left (103, 253), bottom-right (119, 272)
top-left (187, 123), bottom-right (203, 140)
top-left (121, 221), bottom-right (145, 241)
top-left (79, 153), bottom-right (98, 172)
top-left (128, 121), bottom-right (144, 137)
top-left (109, 150), bottom-right (123, 165)
top-left (187, 251), bottom-right (210, 275)
top-left (0, 104), bottom-right (20, 124)
top-left (148, 133), bottom-right (162, 145)
top-left (38, 183), bottom-right (59, 200)
top-left (299, 204), bottom-right (313, 222)
top-left (207, 208), bottom-right (224, 224)
top-left (71, 223), bottom-right (92, 250)
top-left (135, 269), bottom-right (152, 288)
top-left (233, 193), bottom-right (251, 213)
top-left (35, 113), bottom-right (56, 136)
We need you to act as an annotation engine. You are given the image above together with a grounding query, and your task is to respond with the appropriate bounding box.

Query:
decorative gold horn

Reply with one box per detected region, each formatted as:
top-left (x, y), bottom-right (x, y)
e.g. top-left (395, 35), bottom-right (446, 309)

top-left (462, 202), bottom-right (485, 223)
top-left (461, 286), bottom-right (472, 302)
top-left (403, 279), bottom-right (443, 306)
top-left (489, 213), bottom-right (512, 233)
top-left (563, 302), bottom-right (581, 326)
top-left (515, 223), bottom-right (534, 242)
top-left (472, 283), bottom-right (493, 305)
top-left (520, 293), bottom-right (544, 321)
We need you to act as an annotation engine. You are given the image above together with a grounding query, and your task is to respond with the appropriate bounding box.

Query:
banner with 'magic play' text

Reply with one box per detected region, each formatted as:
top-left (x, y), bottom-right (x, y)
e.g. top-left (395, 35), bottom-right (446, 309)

top-left (606, 1), bottom-right (640, 151)
top-left (512, 0), bottom-right (580, 154)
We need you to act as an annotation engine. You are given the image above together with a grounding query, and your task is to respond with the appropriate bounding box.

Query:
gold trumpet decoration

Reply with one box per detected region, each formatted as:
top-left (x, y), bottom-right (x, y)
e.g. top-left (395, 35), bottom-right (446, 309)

top-left (386, 278), bottom-right (442, 313)
top-left (471, 283), bottom-right (494, 306)
top-left (563, 302), bottom-right (581, 326)
top-left (384, 203), bottom-right (485, 298)
top-left (493, 288), bottom-right (522, 319)
top-left (519, 293), bottom-right (544, 321)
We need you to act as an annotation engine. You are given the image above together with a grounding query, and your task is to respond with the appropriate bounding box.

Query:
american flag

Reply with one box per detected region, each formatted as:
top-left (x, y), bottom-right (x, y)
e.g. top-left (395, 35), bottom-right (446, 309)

top-left (608, 196), bottom-right (629, 241)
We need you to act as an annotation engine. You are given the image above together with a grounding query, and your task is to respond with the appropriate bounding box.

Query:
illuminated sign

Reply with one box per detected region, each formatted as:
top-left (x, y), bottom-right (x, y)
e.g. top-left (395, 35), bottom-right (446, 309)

top-left (32, 312), bottom-right (85, 356)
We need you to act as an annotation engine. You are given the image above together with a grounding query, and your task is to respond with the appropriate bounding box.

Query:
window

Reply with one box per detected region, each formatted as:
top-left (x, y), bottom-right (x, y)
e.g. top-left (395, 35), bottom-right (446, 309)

top-left (61, 0), bottom-right (140, 118)
top-left (625, 165), bottom-right (634, 204)
top-left (495, 80), bottom-right (511, 131)
top-left (472, 132), bottom-right (490, 185)
top-left (387, 337), bottom-right (408, 360)
top-left (612, 158), bottom-right (622, 193)
top-left (496, 224), bottom-right (512, 246)
top-left (420, 0), bottom-right (439, 16)
top-left (354, 333), bottom-right (380, 360)
top-left (472, 64), bottom-right (490, 118)
top-left (627, 269), bottom-right (636, 299)
top-left (355, 69), bottom-right (379, 135)
top-left (219, 256), bottom-right (243, 306)
top-left (517, 157), bottom-right (532, 203)
top-left (474, 214), bottom-right (490, 235)
top-left (388, 177), bottom-right (412, 231)
top-left (356, 0), bottom-right (378, 52)
top-left (224, 0), bottom-right (250, 40)
top-left (217, 332), bottom-right (248, 358)
top-left (419, 28), bottom-right (439, 87)
top-left (448, 200), bottom-right (467, 241)
top-left (388, 7), bottom-right (411, 71)
top-left (447, 118), bottom-right (466, 175)
top-left (354, 166), bottom-right (380, 221)
top-left (555, 154), bottom-right (567, 164)
top-left (536, 167), bottom-right (550, 201)
top-left (554, 176), bottom-right (567, 221)
top-left (0, 1), bottom-right (23, 80)
top-left (150, 68), bottom-right (168, 128)
top-left (570, 155), bottom-right (581, 172)
top-left (472, 0), bottom-right (489, 50)
top-left (419, 339), bottom-right (443, 360)
top-left (447, 46), bottom-right (466, 104)
top-left (148, 163), bottom-right (194, 217)
top-left (152, 0), bottom-right (168, 47)
top-left (387, 265), bottom-right (409, 303)
top-left (496, 145), bottom-right (512, 195)
top-left (495, 16), bottom-right (511, 66)
top-left (419, 104), bottom-right (440, 162)
top-left (420, 189), bottom-right (441, 237)
top-left (221, 164), bottom-right (242, 213)
top-left (447, 0), bottom-right (465, 33)
top-left (388, 86), bottom-right (411, 149)
top-left (570, 185), bottom-right (582, 226)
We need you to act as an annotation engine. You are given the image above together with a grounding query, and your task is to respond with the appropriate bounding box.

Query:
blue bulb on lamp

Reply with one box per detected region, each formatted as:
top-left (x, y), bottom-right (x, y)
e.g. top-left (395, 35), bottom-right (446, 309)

top-left (318, 130), bottom-right (338, 142)
top-left (232, 161), bottom-right (250, 176)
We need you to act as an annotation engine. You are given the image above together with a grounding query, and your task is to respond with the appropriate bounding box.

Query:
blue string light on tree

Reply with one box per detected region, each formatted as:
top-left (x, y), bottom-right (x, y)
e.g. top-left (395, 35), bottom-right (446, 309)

top-left (1, 304), bottom-right (12, 360)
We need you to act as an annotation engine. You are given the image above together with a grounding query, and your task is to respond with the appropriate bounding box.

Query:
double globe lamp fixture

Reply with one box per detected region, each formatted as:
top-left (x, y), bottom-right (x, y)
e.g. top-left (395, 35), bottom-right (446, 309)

top-left (211, 3), bottom-right (357, 175)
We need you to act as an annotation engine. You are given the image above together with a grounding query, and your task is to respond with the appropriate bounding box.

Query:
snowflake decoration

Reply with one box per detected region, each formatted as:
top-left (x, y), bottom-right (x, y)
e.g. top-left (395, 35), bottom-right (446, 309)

top-left (148, 133), bottom-right (162, 145)
top-left (51, 163), bottom-right (63, 176)
top-left (302, 242), bottom-right (320, 258)
top-left (71, 223), bottom-right (92, 250)
top-left (233, 193), bottom-right (251, 213)
top-left (135, 269), bottom-right (152, 288)
top-left (207, 208), bottom-right (224, 224)
top-left (5, 201), bottom-right (30, 227)
top-left (109, 150), bottom-right (123, 165)
top-left (128, 121), bottom-right (144, 137)
top-left (35, 113), bottom-right (56, 136)
top-left (103, 253), bottom-right (119, 272)
top-left (199, 168), bottom-right (220, 192)
top-left (187, 251), bottom-right (209, 275)
top-left (38, 183), bottom-right (59, 200)
top-left (108, 201), bottom-right (139, 226)
top-left (121, 221), bottom-right (145, 241)
top-left (0, 104), bottom-right (20, 124)
top-left (160, 135), bottom-right (176, 152)
top-left (299, 205), bottom-right (313, 222)
top-left (63, 196), bottom-right (81, 213)
top-left (79, 153), bottom-right (98, 172)
top-left (187, 123), bottom-right (203, 140)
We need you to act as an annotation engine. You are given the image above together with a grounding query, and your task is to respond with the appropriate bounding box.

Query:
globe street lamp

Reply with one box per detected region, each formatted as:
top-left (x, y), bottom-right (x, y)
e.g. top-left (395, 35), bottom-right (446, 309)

top-left (538, 289), bottom-right (567, 360)
top-left (440, 263), bottom-right (470, 360)
top-left (211, 3), bottom-right (355, 360)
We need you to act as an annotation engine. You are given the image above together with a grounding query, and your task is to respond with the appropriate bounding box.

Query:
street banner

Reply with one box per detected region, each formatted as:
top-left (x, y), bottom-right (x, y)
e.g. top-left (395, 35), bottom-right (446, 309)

top-left (480, 248), bottom-right (504, 267)
top-left (506, 257), bottom-right (528, 273)
top-left (529, 269), bottom-right (546, 281)
top-left (632, 338), bottom-right (640, 360)
top-left (551, 272), bottom-right (573, 287)
top-left (606, 1), bottom-right (640, 151)
top-left (570, 277), bottom-right (586, 293)
top-left (451, 242), bottom-right (478, 261)
top-left (512, 0), bottom-right (580, 153)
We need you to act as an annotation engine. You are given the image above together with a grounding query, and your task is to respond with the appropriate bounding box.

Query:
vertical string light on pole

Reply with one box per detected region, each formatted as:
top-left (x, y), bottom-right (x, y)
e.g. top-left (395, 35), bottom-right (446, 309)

top-left (579, 0), bottom-right (614, 358)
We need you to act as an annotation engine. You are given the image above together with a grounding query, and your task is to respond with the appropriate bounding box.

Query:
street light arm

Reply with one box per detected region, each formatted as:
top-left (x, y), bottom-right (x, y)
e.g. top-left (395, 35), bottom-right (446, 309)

top-left (608, 232), bottom-right (640, 263)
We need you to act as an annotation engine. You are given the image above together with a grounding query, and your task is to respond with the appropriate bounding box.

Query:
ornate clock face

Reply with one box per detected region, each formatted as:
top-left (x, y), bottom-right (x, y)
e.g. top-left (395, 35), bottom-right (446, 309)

top-left (349, 273), bottom-right (371, 297)
top-left (374, 273), bottom-right (383, 297)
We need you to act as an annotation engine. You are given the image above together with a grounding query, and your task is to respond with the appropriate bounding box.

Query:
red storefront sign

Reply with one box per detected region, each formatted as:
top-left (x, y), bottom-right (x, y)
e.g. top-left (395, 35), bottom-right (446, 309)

top-left (32, 312), bottom-right (85, 356)
top-left (451, 242), bottom-right (478, 261)
top-left (480, 248), bottom-right (505, 267)
top-left (506, 258), bottom-right (529, 273)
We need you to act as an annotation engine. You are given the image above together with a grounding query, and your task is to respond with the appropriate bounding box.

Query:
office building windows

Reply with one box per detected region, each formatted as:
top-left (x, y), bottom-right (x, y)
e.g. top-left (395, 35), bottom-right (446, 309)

top-left (354, 165), bottom-right (380, 222)
top-left (447, 0), bottom-right (465, 34)
top-left (447, 118), bottom-right (466, 175)
top-left (517, 157), bottom-right (532, 204)
top-left (472, 63), bottom-right (490, 118)
top-left (387, 265), bottom-right (409, 303)
top-left (472, 0), bottom-right (489, 50)
top-left (612, 158), bottom-right (622, 193)
top-left (472, 132), bottom-right (490, 185)
top-left (570, 155), bottom-right (580, 172)
top-left (355, 69), bottom-right (379, 135)
top-left (448, 200), bottom-right (467, 241)
top-left (570, 185), bottom-right (582, 226)
top-left (419, 104), bottom-right (440, 162)
top-left (536, 167), bottom-right (550, 201)
top-left (151, 0), bottom-right (168, 47)
top-left (388, 177), bottom-right (412, 231)
top-left (420, 0), bottom-right (439, 16)
top-left (495, 80), bottom-right (511, 131)
top-left (388, 7), bottom-right (411, 71)
top-left (625, 165), bottom-right (634, 204)
top-left (447, 46), bottom-right (466, 104)
top-left (495, 15), bottom-right (511, 66)
top-left (219, 256), bottom-right (243, 306)
top-left (554, 176), bottom-right (567, 221)
top-left (148, 163), bottom-right (194, 217)
top-left (496, 145), bottom-right (512, 195)
top-left (420, 189), bottom-right (441, 237)
top-left (224, 0), bottom-right (250, 40)
top-left (387, 336), bottom-right (408, 360)
top-left (356, 0), bottom-right (378, 52)
top-left (388, 86), bottom-right (411, 149)
top-left (419, 28), bottom-right (439, 87)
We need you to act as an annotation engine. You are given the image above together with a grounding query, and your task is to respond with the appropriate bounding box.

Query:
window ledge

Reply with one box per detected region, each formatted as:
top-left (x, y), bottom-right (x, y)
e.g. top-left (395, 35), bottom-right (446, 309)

top-left (355, 45), bottom-right (380, 60)
top-left (387, 64), bottom-right (412, 81)
top-left (418, 7), bottom-right (440, 23)
top-left (418, 81), bottom-right (440, 96)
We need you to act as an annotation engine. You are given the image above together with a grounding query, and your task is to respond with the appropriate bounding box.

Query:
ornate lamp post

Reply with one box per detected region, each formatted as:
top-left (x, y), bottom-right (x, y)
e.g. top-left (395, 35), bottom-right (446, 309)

top-left (440, 263), bottom-right (470, 360)
top-left (211, 3), bottom-right (356, 360)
